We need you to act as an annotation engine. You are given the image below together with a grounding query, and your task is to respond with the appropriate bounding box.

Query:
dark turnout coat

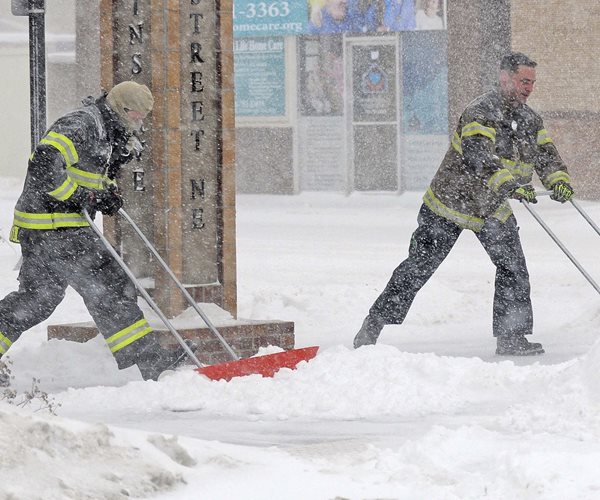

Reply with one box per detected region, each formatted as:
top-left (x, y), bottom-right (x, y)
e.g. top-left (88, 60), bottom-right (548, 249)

top-left (10, 96), bottom-right (131, 240)
top-left (423, 89), bottom-right (570, 232)
top-left (0, 96), bottom-right (153, 364)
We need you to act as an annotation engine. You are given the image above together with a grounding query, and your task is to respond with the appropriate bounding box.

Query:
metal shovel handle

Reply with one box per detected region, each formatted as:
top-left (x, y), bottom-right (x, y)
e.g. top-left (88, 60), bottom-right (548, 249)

top-left (117, 208), bottom-right (239, 361)
top-left (535, 191), bottom-right (600, 236)
top-left (520, 201), bottom-right (600, 295)
top-left (82, 209), bottom-right (205, 368)
top-left (570, 199), bottom-right (600, 238)
top-left (537, 190), bottom-right (600, 238)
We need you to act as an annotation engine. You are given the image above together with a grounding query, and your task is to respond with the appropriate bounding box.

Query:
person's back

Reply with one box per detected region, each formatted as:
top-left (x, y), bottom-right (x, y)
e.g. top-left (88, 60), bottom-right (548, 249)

top-left (12, 100), bottom-right (118, 236)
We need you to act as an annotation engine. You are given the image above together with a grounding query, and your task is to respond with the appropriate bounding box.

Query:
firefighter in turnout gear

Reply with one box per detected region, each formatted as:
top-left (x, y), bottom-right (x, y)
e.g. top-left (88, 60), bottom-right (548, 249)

top-left (0, 81), bottom-right (188, 385)
top-left (354, 52), bottom-right (574, 356)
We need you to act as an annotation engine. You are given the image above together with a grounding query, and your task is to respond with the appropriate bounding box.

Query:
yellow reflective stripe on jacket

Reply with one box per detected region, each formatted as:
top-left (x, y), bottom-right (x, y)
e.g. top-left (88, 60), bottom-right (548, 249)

top-left (544, 170), bottom-right (570, 188)
top-left (48, 175), bottom-right (78, 201)
top-left (423, 187), bottom-right (485, 232)
top-left (0, 332), bottom-right (12, 355)
top-left (491, 201), bottom-right (513, 223)
top-left (500, 158), bottom-right (533, 180)
top-left (461, 122), bottom-right (496, 142)
top-left (13, 210), bottom-right (89, 230)
top-left (49, 167), bottom-right (112, 199)
top-left (537, 129), bottom-right (553, 145)
top-left (451, 132), bottom-right (462, 154)
top-left (66, 166), bottom-right (106, 190)
top-left (39, 131), bottom-right (79, 167)
top-left (487, 168), bottom-right (515, 193)
top-left (106, 318), bottom-right (153, 353)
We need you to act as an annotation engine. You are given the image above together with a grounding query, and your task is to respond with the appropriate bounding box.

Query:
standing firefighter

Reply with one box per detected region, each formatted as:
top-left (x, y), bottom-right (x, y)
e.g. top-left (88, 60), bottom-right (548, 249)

top-left (354, 52), bottom-right (574, 355)
top-left (0, 81), bottom-right (188, 384)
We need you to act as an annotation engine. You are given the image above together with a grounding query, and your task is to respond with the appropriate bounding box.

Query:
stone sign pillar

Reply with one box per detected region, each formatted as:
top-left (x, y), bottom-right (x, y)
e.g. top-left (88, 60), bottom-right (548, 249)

top-left (99, 0), bottom-right (237, 319)
top-left (49, 0), bottom-right (294, 364)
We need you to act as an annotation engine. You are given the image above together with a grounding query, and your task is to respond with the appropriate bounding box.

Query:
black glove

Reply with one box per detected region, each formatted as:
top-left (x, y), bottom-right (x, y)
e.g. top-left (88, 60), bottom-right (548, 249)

top-left (511, 185), bottom-right (537, 204)
top-left (90, 189), bottom-right (123, 216)
top-left (550, 181), bottom-right (574, 203)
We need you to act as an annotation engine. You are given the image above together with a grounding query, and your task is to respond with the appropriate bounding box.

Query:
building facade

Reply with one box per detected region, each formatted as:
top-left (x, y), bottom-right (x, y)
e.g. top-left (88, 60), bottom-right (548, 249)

top-left (235, 0), bottom-right (449, 194)
top-left (0, 1), bottom-right (598, 197)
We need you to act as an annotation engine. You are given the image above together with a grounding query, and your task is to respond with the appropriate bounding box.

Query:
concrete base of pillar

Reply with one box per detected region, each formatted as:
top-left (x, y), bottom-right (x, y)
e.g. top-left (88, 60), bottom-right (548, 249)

top-left (47, 304), bottom-right (295, 366)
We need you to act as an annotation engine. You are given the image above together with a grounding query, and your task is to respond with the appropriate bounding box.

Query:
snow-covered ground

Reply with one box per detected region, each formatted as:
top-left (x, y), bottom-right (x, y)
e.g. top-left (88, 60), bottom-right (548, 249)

top-left (2, 176), bottom-right (600, 499)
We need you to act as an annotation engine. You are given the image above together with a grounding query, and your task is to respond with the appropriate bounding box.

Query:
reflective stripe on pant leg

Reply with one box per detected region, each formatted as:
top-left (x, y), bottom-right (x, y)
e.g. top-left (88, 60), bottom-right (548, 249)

top-left (60, 228), bottom-right (152, 354)
top-left (106, 318), bottom-right (153, 353)
top-left (0, 333), bottom-right (12, 355)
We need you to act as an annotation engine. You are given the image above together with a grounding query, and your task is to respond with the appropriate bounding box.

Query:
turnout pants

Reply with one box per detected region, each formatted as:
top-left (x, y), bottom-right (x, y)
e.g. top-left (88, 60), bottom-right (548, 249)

top-left (370, 204), bottom-right (533, 337)
top-left (0, 227), bottom-right (155, 367)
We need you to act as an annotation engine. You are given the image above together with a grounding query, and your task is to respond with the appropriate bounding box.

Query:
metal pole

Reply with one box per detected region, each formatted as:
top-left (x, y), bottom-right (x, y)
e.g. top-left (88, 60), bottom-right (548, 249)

top-left (521, 201), bottom-right (600, 296)
top-left (536, 190), bottom-right (600, 239)
top-left (118, 208), bottom-right (240, 361)
top-left (28, 0), bottom-right (46, 150)
top-left (570, 199), bottom-right (600, 239)
top-left (82, 209), bottom-right (206, 369)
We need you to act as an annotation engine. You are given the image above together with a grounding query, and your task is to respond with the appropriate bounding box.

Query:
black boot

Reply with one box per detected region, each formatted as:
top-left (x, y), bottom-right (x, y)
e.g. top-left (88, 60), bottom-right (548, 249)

top-left (136, 339), bottom-right (198, 381)
top-left (353, 315), bottom-right (384, 348)
top-left (496, 334), bottom-right (544, 356)
top-left (114, 333), bottom-right (197, 381)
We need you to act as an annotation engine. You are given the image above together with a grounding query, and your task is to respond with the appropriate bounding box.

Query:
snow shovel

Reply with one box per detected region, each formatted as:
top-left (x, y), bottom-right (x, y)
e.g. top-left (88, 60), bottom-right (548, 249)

top-left (521, 194), bottom-right (600, 296)
top-left (83, 208), bottom-right (319, 381)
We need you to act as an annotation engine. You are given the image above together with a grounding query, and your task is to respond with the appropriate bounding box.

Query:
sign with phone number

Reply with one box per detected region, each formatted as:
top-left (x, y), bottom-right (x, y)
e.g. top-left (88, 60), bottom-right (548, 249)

top-left (233, 0), bottom-right (308, 37)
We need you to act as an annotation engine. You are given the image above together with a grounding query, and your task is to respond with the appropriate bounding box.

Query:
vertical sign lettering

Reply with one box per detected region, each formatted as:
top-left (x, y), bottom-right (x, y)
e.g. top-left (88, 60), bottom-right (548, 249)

top-left (190, 0), bottom-right (207, 229)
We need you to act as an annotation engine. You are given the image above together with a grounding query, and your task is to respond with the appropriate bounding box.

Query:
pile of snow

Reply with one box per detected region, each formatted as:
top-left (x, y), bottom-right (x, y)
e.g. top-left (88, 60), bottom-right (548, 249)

top-left (54, 345), bottom-right (570, 419)
top-left (0, 404), bottom-right (185, 499)
top-left (4, 340), bottom-right (600, 499)
top-left (1, 183), bottom-right (600, 498)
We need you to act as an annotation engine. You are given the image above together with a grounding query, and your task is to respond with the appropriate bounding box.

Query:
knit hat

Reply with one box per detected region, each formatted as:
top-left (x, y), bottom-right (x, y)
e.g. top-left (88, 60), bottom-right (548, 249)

top-left (106, 81), bottom-right (154, 131)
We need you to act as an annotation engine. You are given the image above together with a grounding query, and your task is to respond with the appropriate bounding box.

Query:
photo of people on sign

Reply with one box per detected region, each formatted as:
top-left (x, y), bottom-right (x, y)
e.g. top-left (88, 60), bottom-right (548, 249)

top-left (232, 0), bottom-right (446, 37)
top-left (415, 0), bottom-right (445, 30)
top-left (306, 0), bottom-right (445, 35)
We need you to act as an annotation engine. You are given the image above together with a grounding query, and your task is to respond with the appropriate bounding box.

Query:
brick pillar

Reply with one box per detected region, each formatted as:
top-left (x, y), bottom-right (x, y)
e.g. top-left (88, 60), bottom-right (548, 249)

top-left (98, 0), bottom-right (237, 318)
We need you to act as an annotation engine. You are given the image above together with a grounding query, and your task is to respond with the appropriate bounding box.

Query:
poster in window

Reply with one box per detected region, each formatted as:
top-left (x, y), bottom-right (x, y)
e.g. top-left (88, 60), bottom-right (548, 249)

top-left (298, 35), bottom-right (344, 117)
top-left (234, 37), bottom-right (286, 117)
top-left (352, 44), bottom-right (396, 123)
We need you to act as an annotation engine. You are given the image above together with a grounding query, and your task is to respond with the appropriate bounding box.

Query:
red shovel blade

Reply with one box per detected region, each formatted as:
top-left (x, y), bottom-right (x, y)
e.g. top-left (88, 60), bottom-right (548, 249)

top-left (196, 346), bottom-right (319, 381)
